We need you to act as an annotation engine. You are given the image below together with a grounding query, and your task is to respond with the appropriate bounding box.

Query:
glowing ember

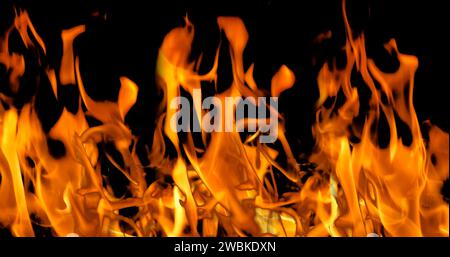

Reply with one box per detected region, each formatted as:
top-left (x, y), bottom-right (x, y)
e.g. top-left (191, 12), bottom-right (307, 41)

top-left (0, 1), bottom-right (447, 237)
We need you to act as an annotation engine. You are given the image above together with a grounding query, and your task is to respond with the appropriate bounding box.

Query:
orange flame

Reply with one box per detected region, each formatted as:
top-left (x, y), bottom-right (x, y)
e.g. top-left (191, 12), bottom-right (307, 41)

top-left (0, 2), bottom-right (447, 237)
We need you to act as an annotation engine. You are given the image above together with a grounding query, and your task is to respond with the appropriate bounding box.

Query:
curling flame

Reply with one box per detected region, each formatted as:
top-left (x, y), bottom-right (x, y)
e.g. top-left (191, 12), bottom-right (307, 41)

top-left (0, 1), bottom-right (447, 237)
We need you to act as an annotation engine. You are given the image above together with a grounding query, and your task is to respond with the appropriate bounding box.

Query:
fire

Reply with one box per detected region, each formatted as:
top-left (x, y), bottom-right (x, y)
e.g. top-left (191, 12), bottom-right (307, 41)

top-left (0, 1), bottom-right (448, 237)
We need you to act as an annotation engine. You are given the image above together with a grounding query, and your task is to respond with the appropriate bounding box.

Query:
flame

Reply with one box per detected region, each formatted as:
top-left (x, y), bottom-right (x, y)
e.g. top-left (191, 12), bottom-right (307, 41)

top-left (0, 2), bottom-right (448, 237)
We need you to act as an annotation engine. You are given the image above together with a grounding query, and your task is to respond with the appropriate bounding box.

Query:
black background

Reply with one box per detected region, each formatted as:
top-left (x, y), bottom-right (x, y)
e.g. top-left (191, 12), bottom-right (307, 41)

top-left (1, 0), bottom-right (447, 144)
top-left (0, 237), bottom-right (448, 256)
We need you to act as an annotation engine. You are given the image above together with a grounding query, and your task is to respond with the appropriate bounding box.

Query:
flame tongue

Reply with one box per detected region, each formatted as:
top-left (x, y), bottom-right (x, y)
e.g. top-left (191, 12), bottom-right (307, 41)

top-left (0, 2), bottom-right (448, 237)
top-left (307, 1), bottom-right (448, 236)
